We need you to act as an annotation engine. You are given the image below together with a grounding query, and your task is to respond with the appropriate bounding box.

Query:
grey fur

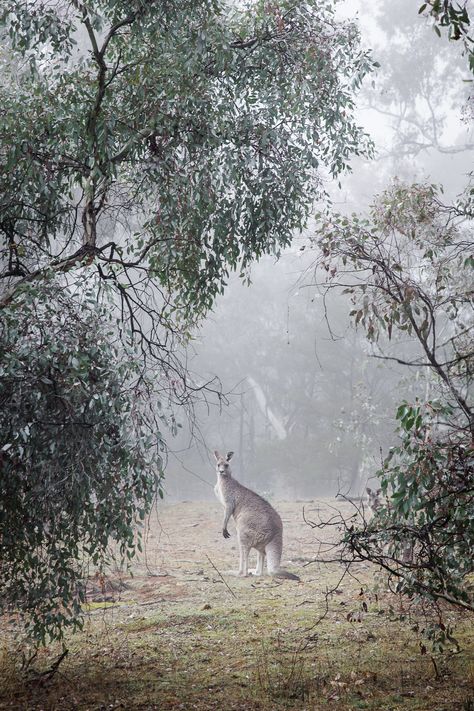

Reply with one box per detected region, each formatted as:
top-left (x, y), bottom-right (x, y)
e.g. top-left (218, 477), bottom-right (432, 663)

top-left (213, 450), bottom-right (299, 581)
top-left (366, 487), bottom-right (383, 514)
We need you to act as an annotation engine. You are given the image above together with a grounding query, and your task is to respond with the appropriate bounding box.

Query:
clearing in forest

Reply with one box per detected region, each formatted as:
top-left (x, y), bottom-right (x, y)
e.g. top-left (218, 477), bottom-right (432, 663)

top-left (1, 499), bottom-right (472, 710)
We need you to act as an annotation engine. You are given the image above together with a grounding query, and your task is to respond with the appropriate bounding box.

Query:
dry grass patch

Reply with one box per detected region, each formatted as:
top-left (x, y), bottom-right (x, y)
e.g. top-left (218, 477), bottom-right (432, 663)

top-left (0, 500), bottom-right (472, 710)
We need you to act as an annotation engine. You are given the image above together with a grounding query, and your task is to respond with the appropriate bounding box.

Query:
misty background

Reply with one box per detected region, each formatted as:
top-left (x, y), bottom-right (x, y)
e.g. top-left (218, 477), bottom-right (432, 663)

top-left (163, 0), bottom-right (473, 500)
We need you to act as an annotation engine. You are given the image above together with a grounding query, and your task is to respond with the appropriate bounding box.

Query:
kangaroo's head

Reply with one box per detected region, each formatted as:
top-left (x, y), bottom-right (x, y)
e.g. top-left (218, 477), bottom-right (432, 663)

top-left (366, 487), bottom-right (383, 512)
top-left (214, 450), bottom-right (234, 477)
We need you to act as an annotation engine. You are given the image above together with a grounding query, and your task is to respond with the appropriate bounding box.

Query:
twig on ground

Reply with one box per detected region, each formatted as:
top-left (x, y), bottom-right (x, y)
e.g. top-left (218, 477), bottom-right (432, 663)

top-left (27, 649), bottom-right (69, 684)
top-left (205, 554), bottom-right (237, 599)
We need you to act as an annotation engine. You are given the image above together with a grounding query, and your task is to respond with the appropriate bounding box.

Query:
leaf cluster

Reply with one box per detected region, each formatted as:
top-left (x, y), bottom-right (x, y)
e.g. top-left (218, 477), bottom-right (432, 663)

top-left (0, 0), bottom-right (375, 329)
top-left (0, 278), bottom-right (163, 643)
top-left (352, 402), bottom-right (474, 612)
top-left (313, 181), bottom-right (473, 425)
top-left (419, 1), bottom-right (474, 73)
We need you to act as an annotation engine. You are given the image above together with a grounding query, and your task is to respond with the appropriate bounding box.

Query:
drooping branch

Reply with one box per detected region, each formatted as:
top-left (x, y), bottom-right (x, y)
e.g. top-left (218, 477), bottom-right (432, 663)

top-left (310, 184), bottom-right (473, 434)
top-left (0, 244), bottom-right (99, 309)
top-left (304, 494), bottom-right (474, 613)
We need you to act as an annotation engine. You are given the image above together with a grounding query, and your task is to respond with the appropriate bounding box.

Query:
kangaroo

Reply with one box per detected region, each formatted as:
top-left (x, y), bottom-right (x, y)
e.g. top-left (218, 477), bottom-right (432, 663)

top-left (213, 450), bottom-right (299, 580)
top-left (366, 487), bottom-right (383, 515)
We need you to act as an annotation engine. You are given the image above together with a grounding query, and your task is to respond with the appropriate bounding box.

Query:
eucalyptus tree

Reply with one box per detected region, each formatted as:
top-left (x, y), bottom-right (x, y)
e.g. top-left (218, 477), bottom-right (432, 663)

top-left (0, 278), bottom-right (165, 644)
top-left (302, 2), bottom-right (474, 625)
top-left (311, 181), bottom-right (473, 614)
top-left (0, 0), bottom-right (375, 645)
top-left (1, 0), bottom-right (375, 328)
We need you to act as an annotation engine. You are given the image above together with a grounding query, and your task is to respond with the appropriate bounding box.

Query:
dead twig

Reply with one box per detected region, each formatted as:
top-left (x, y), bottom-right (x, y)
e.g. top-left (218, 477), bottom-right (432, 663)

top-left (431, 655), bottom-right (440, 679)
top-left (27, 649), bottom-right (69, 684)
top-left (205, 555), bottom-right (237, 599)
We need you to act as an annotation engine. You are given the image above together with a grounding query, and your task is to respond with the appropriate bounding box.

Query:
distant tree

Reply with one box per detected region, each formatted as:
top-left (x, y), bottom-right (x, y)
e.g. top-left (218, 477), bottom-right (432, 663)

top-left (0, 0), bottom-right (375, 646)
top-left (185, 256), bottom-right (401, 498)
top-left (362, 0), bottom-right (473, 161)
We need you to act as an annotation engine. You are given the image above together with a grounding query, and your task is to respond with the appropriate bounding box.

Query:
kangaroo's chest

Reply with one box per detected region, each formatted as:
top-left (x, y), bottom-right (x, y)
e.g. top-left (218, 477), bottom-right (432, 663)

top-left (214, 480), bottom-right (226, 506)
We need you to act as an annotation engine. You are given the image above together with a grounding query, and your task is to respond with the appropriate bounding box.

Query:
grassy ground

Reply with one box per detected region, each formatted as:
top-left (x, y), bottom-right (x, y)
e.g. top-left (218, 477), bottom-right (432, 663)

top-left (0, 499), bottom-right (472, 710)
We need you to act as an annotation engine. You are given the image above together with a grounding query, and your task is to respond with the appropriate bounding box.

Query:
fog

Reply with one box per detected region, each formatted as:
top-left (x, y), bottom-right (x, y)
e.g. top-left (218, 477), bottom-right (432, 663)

top-left (164, 0), bottom-right (473, 500)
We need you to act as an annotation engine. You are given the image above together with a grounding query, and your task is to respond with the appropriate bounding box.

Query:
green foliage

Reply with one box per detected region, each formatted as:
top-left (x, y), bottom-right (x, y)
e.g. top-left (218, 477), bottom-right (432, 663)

top-left (0, 278), bottom-right (163, 643)
top-left (0, 0), bottom-right (375, 323)
top-left (419, 1), bottom-right (472, 49)
top-left (314, 181), bottom-right (473, 612)
top-left (314, 182), bottom-right (472, 398)
top-left (372, 402), bottom-right (474, 610)
top-left (419, 1), bottom-right (474, 86)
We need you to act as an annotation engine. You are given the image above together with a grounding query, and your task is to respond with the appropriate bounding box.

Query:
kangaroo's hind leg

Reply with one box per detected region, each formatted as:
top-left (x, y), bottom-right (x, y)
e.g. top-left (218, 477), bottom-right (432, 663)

top-left (237, 533), bottom-right (250, 577)
top-left (253, 549), bottom-right (266, 576)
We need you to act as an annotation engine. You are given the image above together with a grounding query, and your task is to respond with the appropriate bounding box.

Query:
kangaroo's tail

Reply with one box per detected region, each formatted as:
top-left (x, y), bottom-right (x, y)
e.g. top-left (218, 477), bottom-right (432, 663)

top-left (266, 531), bottom-right (300, 581)
top-left (273, 569), bottom-right (300, 581)
top-left (266, 530), bottom-right (282, 574)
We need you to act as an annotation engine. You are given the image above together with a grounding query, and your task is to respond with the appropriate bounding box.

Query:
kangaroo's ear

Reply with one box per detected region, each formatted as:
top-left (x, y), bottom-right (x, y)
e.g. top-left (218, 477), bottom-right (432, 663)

top-left (213, 450), bottom-right (220, 461)
top-left (226, 451), bottom-right (234, 461)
